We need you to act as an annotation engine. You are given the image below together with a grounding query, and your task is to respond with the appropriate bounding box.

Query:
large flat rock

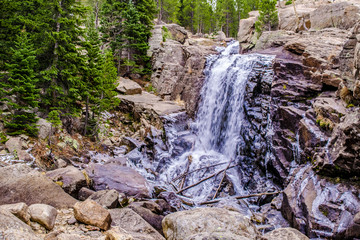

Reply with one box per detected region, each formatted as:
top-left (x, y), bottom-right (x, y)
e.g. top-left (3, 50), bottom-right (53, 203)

top-left (118, 91), bottom-right (184, 116)
top-left (0, 164), bottom-right (77, 208)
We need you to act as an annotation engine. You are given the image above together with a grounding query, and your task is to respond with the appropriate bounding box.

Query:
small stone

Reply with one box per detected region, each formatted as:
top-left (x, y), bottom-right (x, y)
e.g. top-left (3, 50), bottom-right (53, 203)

top-left (105, 227), bottom-right (133, 240)
top-left (78, 187), bottom-right (95, 201)
top-left (67, 216), bottom-right (77, 225)
top-left (55, 158), bottom-right (68, 168)
top-left (0, 202), bottom-right (31, 223)
top-left (29, 204), bottom-right (58, 230)
top-left (89, 189), bottom-right (119, 209)
top-left (74, 199), bottom-right (112, 230)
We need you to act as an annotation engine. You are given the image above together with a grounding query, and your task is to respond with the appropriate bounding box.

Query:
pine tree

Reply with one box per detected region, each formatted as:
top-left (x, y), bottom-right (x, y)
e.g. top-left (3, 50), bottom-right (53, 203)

top-left (41, 0), bottom-right (87, 116)
top-left (157, 0), bottom-right (179, 23)
top-left (101, 0), bottom-right (156, 76)
top-left (255, 0), bottom-right (278, 35)
top-left (0, 0), bottom-right (50, 71)
top-left (4, 31), bottom-right (39, 136)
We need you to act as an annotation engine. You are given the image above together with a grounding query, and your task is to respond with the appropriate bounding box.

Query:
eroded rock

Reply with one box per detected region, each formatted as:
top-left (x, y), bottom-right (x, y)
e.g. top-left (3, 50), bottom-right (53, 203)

top-left (314, 109), bottom-right (360, 177)
top-left (116, 77), bottom-right (142, 95)
top-left (29, 204), bottom-right (57, 230)
top-left (0, 164), bottom-right (77, 208)
top-left (262, 227), bottom-right (309, 240)
top-left (0, 202), bottom-right (30, 223)
top-left (162, 207), bottom-right (259, 240)
top-left (74, 199), bottom-right (112, 230)
top-left (89, 189), bottom-right (119, 209)
top-left (0, 209), bottom-right (41, 240)
top-left (85, 163), bottom-right (151, 198)
top-left (46, 166), bottom-right (88, 198)
top-left (109, 208), bottom-right (165, 240)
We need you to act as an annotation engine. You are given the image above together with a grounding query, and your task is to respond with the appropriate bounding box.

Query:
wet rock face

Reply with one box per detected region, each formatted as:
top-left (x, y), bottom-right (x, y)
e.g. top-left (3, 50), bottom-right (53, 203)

top-left (314, 109), bottom-right (360, 177)
top-left (239, 55), bottom-right (280, 193)
top-left (282, 165), bottom-right (360, 239)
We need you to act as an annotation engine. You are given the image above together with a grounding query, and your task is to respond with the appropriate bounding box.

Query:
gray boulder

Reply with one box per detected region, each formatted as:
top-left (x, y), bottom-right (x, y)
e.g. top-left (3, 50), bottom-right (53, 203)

top-left (262, 227), bottom-right (309, 240)
top-left (89, 189), bottom-right (119, 209)
top-left (116, 77), bottom-right (142, 95)
top-left (46, 166), bottom-right (88, 197)
top-left (85, 163), bottom-right (150, 198)
top-left (0, 209), bottom-right (41, 240)
top-left (162, 207), bottom-right (259, 240)
top-left (109, 208), bottom-right (165, 240)
top-left (29, 204), bottom-right (57, 230)
top-left (0, 164), bottom-right (77, 208)
top-left (0, 202), bottom-right (31, 223)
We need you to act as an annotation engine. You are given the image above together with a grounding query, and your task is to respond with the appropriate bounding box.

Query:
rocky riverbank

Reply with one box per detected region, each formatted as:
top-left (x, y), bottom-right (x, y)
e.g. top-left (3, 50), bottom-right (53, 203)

top-left (236, 0), bottom-right (360, 238)
top-left (1, 1), bottom-right (360, 239)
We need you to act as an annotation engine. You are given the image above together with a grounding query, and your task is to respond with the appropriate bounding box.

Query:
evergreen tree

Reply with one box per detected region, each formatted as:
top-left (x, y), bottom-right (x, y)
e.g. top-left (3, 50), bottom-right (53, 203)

top-left (41, 0), bottom-right (87, 116)
top-left (4, 31), bottom-right (39, 136)
top-left (101, 0), bottom-right (156, 76)
top-left (157, 0), bottom-right (179, 23)
top-left (0, 0), bottom-right (50, 71)
top-left (255, 0), bottom-right (278, 35)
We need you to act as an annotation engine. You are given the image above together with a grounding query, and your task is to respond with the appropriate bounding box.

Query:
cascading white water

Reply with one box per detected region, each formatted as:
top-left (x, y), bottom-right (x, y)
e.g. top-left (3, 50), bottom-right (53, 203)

top-left (155, 42), bottom-right (275, 204)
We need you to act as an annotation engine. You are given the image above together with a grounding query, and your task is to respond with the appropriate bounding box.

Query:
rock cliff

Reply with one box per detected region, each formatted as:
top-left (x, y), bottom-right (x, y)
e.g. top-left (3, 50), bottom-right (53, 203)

top-left (237, 0), bottom-right (360, 238)
top-left (148, 24), bottom-right (219, 116)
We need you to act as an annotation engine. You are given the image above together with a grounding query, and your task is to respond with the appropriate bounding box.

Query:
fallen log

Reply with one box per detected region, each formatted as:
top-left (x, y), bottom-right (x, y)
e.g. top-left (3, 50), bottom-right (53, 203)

top-left (179, 155), bottom-right (192, 189)
top-left (199, 191), bottom-right (282, 205)
top-left (172, 161), bottom-right (230, 182)
top-left (176, 164), bottom-right (237, 194)
top-left (212, 158), bottom-right (233, 199)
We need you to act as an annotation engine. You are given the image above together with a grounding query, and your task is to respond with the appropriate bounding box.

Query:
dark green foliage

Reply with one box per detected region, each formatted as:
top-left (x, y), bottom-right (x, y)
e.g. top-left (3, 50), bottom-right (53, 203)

top-left (175, 0), bottom-right (253, 37)
top-left (81, 13), bottom-right (118, 135)
top-left (158, 0), bottom-right (179, 23)
top-left (3, 31), bottom-right (39, 136)
top-left (40, 0), bottom-right (88, 116)
top-left (47, 110), bottom-right (62, 129)
top-left (255, 0), bottom-right (278, 35)
top-left (101, 0), bottom-right (156, 76)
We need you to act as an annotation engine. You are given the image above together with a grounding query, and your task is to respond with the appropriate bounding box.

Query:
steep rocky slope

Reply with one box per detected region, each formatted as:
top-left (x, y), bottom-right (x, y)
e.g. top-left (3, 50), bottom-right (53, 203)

top-left (238, 1), bottom-right (360, 238)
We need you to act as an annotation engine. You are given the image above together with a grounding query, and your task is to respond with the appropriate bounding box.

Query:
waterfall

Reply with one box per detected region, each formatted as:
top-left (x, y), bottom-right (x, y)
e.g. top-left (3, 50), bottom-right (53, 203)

top-left (153, 42), bottom-right (275, 204)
